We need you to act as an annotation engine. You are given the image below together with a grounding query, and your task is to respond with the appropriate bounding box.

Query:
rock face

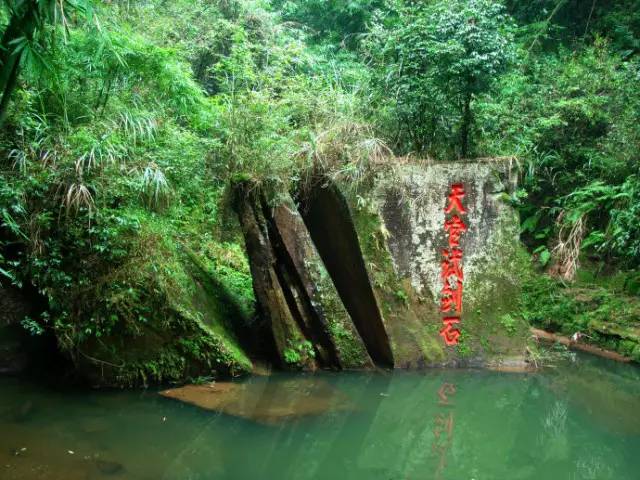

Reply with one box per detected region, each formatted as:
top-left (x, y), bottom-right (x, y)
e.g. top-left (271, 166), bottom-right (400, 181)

top-left (234, 184), bottom-right (372, 370)
top-left (73, 246), bottom-right (254, 387)
top-left (235, 189), bottom-right (316, 370)
top-left (237, 158), bottom-right (530, 370)
top-left (342, 159), bottom-right (530, 367)
top-left (377, 161), bottom-right (519, 300)
top-left (294, 186), bottom-right (391, 367)
top-left (271, 203), bottom-right (373, 369)
top-left (0, 285), bottom-right (33, 375)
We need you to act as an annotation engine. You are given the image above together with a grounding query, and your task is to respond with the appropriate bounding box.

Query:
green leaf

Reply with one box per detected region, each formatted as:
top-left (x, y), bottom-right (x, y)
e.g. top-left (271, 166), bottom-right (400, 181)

top-left (539, 249), bottom-right (551, 266)
top-left (0, 266), bottom-right (14, 281)
top-left (521, 215), bottom-right (538, 233)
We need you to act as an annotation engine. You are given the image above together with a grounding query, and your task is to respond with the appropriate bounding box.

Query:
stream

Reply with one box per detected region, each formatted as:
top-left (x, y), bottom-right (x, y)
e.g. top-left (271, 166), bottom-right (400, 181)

top-left (1, 353), bottom-right (639, 479)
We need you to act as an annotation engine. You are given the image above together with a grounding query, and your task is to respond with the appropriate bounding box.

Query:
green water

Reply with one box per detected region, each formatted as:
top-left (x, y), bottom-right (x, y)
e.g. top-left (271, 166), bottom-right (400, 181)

top-left (1, 354), bottom-right (639, 480)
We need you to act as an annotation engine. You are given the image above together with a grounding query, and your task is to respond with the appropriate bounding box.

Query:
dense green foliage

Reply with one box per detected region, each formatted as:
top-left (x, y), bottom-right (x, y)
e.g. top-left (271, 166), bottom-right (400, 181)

top-left (366, 0), bottom-right (515, 156)
top-left (274, 0), bottom-right (384, 48)
top-left (0, 1), bottom-right (94, 125)
top-left (479, 42), bottom-right (640, 269)
top-left (276, 0), bottom-right (640, 271)
top-left (0, 0), bottom-right (638, 382)
top-left (521, 267), bottom-right (640, 361)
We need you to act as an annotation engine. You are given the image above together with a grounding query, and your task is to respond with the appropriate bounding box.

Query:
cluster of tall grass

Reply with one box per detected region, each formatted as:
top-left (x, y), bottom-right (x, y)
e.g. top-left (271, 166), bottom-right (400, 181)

top-left (0, 0), bottom-right (385, 377)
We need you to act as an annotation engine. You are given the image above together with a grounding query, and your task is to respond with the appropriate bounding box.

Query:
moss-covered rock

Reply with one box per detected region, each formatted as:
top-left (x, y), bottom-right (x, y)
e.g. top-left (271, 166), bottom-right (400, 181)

top-left (236, 159), bottom-right (530, 371)
top-left (272, 202), bottom-right (372, 369)
top-left (234, 188), bottom-right (317, 371)
top-left (234, 183), bottom-right (373, 370)
top-left (70, 224), bottom-right (254, 387)
top-left (334, 158), bottom-right (530, 367)
top-left (297, 182), bottom-right (394, 367)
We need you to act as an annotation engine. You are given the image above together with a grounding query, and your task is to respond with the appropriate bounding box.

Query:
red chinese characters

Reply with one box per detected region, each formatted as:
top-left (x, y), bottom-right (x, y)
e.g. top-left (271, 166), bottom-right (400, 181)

top-left (441, 248), bottom-right (463, 281)
top-left (444, 215), bottom-right (467, 248)
top-left (432, 383), bottom-right (456, 479)
top-left (440, 317), bottom-right (461, 346)
top-left (440, 183), bottom-right (467, 346)
top-left (444, 184), bottom-right (467, 215)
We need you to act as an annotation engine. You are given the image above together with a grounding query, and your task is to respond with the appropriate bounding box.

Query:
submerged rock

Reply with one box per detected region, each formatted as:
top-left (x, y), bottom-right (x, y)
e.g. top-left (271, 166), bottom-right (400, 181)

top-left (94, 459), bottom-right (125, 476)
top-left (486, 356), bottom-right (536, 373)
top-left (160, 378), bottom-right (353, 425)
top-left (80, 417), bottom-right (111, 434)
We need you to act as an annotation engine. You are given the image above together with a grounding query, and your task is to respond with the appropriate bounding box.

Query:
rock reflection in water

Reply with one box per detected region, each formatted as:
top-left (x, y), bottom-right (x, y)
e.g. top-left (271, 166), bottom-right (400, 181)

top-left (550, 356), bottom-right (640, 436)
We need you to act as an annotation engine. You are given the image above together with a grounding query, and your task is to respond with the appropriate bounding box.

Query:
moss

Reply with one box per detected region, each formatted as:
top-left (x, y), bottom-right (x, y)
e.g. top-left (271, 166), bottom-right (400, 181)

top-left (69, 216), bottom-right (253, 387)
top-left (520, 266), bottom-right (640, 363)
top-left (282, 336), bottom-right (315, 368)
top-left (460, 208), bottom-right (531, 362)
top-left (310, 258), bottom-right (371, 368)
top-left (338, 161), bottom-right (532, 367)
top-left (286, 193), bottom-right (373, 368)
top-left (633, 344), bottom-right (640, 362)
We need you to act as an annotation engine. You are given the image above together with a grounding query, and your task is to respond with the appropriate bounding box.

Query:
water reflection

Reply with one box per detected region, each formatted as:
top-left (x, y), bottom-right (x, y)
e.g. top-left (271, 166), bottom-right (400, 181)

top-left (0, 354), bottom-right (638, 479)
top-left (432, 383), bottom-right (455, 480)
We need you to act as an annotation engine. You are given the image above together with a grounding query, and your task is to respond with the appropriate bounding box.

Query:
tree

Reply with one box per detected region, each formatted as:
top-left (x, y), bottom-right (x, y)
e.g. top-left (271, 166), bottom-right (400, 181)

top-left (0, 0), bottom-right (90, 126)
top-left (274, 0), bottom-right (385, 48)
top-left (371, 0), bottom-right (515, 157)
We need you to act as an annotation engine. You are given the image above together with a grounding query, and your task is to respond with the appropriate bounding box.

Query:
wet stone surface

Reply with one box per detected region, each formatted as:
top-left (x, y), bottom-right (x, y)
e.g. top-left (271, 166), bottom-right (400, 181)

top-left (160, 377), bottom-right (354, 425)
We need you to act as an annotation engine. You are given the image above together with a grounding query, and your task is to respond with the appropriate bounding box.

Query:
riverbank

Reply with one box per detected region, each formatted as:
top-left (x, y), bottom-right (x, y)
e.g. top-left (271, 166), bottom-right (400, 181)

top-left (521, 268), bottom-right (640, 364)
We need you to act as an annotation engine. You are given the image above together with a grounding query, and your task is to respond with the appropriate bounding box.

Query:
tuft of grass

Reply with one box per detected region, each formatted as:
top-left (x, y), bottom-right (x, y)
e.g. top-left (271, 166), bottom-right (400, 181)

top-left (140, 163), bottom-right (171, 210)
top-left (63, 182), bottom-right (95, 218)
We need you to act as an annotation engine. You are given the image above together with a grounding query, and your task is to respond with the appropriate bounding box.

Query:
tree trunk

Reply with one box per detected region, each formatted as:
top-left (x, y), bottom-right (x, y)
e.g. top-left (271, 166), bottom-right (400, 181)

top-left (460, 88), bottom-right (472, 158)
top-left (0, 2), bottom-right (39, 127)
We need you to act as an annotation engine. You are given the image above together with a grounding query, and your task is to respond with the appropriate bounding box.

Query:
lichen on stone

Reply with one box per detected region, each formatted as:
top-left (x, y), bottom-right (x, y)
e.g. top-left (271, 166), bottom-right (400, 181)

top-left (336, 158), bottom-right (530, 367)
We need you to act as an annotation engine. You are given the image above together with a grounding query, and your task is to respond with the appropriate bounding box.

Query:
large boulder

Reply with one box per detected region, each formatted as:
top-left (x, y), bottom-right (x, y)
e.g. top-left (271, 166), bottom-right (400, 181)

top-left (272, 203), bottom-right (373, 369)
top-left (298, 158), bottom-right (530, 368)
top-left (234, 184), bottom-right (372, 370)
top-left (237, 158), bottom-right (530, 370)
top-left (70, 237), bottom-right (254, 387)
top-left (235, 188), bottom-right (317, 370)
